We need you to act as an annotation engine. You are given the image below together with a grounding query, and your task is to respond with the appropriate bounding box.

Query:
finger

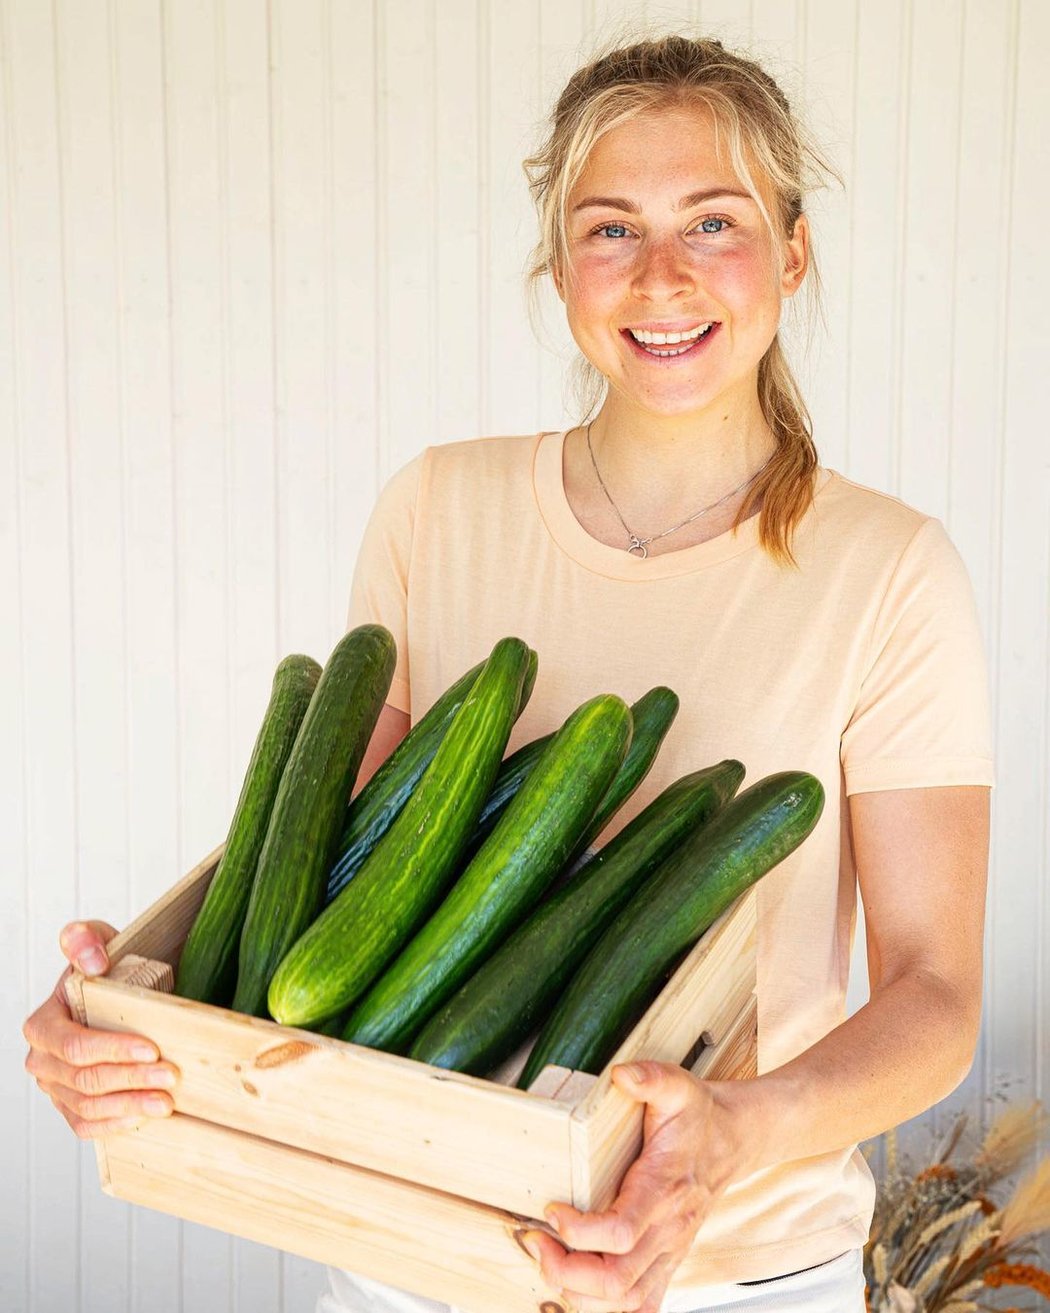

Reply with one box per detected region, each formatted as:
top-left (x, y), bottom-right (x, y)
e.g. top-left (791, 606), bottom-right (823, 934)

top-left (61, 1107), bottom-right (151, 1141)
top-left (562, 1251), bottom-right (675, 1313)
top-left (23, 992), bottom-right (159, 1066)
top-left (523, 1225), bottom-right (663, 1311)
top-left (50, 1081), bottom-right (173, 1126)
top-left (59, 920), bottom-right (119, 974)
top-left (26, 1047), bottom-right (178, 1097)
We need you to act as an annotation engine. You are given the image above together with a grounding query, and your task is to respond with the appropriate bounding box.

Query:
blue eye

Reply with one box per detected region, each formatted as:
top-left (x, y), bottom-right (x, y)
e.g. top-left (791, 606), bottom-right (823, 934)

top-left (588, 215), bottom-right (733, 240)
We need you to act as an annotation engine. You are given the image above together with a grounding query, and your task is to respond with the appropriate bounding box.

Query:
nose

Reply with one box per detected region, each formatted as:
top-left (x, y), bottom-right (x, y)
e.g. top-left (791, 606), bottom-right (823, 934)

top-left (631, 232), bottom-right (698, 301)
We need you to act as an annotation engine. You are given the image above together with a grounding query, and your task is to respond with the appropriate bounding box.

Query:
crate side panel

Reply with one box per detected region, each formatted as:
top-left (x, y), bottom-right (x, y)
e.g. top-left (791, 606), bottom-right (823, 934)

top-left (569, 891), bottom-right (757, 1212)
top-left (79, 980), bottom-right (574, 1218)
top-left (101, 1114), bottom-right (562, 1313)
top-left (107, 843), bottom-right (223, 965)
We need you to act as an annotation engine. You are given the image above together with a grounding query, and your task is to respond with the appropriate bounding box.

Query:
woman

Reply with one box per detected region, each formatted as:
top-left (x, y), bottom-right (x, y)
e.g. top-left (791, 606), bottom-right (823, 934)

top-left (23, 32), bottom-right (993, 1313)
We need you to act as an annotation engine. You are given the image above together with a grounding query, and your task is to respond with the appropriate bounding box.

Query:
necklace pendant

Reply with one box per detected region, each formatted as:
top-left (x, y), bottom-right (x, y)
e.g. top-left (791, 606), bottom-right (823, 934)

top-left (627, 535), bottom-right (649, 560)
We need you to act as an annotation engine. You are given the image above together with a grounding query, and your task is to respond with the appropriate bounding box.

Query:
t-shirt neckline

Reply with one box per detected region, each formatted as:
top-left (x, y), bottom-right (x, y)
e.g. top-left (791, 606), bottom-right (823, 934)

top-left (532, 428), bottom-right (830, 581)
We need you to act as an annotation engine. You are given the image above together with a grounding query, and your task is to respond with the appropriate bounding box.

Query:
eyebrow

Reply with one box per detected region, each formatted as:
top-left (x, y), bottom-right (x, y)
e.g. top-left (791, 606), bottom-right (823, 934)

top-left (571, 187), bottom-right (755, 214)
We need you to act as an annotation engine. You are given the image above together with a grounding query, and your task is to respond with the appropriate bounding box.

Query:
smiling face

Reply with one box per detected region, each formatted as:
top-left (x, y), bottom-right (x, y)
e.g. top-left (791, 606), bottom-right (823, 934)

top-left (553, 104), bottom-right (809, 427)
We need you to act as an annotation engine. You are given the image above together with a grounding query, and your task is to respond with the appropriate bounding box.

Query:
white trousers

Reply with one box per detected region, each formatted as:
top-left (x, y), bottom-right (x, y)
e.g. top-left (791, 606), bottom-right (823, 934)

top-left (316, 1248), bottom-right (867, 1313)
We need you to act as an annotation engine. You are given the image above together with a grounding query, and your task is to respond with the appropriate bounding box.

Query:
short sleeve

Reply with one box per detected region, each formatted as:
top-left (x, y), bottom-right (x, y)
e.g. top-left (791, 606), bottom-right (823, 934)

top-left (346, 451), bottom-right (426, 715)
top-left (840, 517), bottom-right (995, 795)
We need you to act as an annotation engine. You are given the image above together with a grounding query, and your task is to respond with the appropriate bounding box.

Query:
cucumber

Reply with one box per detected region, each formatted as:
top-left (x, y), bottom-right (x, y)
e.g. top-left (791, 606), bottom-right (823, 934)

top-left (467, 731), bottom-right (552, 850)
top-left (571, 686), bottom-right (679, 859)
top-left (174, 654), bottom-right (322, 1005)
top-left (325, 650), bottom-right (538, 904)
top-left (341, 693), bottom-right (633, 1053)
top-left (267, 636), bottom-right (531, 1027)
top-left (408, 759), bottom-right (745, 1075)
top-left (231, 624), bottom-right (396, 1017)
top-left (518, 770), bottom-right (825, 1086)
top-left (324, 660), bottom-right (485, 903)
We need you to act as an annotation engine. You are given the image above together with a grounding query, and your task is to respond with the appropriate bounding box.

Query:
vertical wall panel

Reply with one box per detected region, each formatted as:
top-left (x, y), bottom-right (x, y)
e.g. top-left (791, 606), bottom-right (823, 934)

top-left (8, 2), bottom-right (81, 1310)
top-left (164, 0), bottom-right (235, 1304)
top-left (485, 0), bottom-right (543, 435)
top-left (108, 0), bottom-right (184, 1306)
top-left (54, 1), bottom-right (137, 1304)
top-left (434, 0), bottom-right (482, 447)
top-left (378, 0), bottom-right (437, 476)
top-left (990, 0), bottom-right (1049, 1187)
top-left (272, 0), bottom-right (335, 662)
top-left (329, 0), bottom-right (380, 633)
top-left (6, 0), bottom-right (1050, 1303)
top-left (846, 0), bottom-right (907, 494)
top-left (0, 1), bottom-right (30, 1306)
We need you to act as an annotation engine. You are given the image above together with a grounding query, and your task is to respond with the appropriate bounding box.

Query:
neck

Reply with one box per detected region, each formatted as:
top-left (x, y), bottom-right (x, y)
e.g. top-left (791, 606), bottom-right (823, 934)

top-left (583, 399), bottom-right (778, 525)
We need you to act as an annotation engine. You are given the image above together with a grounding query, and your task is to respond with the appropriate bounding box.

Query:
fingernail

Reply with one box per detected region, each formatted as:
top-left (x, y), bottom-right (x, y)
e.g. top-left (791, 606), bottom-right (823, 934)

top-left (544, 1208), bottom-right (561, 1231)
top-left (144, 1095), bottom-right (171, 1116)
top-left (77, 947), bottom-right (107, 975)
top-left (146, 1067), bottom-right (176, 1089)
top-left (131, 1043), bottom-right (158, 1063)
top-left (520, 1232), bottom-right (542, 1263)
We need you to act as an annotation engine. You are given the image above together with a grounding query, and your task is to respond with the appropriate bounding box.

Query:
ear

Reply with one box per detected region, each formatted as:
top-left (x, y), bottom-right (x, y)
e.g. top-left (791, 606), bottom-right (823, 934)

top-left (780, 213), bottom-right (810, 298)
top-left (551, 259), bottom-right (566, 304)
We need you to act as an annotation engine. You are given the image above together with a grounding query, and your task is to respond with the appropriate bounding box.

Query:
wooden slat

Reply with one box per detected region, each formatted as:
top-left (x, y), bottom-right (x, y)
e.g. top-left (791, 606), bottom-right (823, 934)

top-left (102, 1113), bottom-right (566, 1313)
top-left (76, 971), bottom-right (575, 1218)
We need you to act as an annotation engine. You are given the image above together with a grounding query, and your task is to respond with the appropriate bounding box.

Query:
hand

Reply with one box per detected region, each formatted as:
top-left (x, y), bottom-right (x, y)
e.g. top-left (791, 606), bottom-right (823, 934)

top-left (521, 1061), bottom-right (753, 1313)
top-left (22, 920), bottom-right (178, 1138)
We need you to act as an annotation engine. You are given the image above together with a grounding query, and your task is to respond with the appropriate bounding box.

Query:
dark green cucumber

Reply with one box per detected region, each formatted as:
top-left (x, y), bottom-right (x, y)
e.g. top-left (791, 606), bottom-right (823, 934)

top-left (571, 686), bottom-right (679, 860)
top-left (409, 758), bottom-right (745, 1075)
top-left (324, 659), bottom-right (486, 903)
top-left (341, 693), bottom-right (634, 1052)
top-left (174, 654), bottom-right (322, 1005)
top-left (231, 624), bottom-right (396, 1017)
top-left (325, 650), bottom-right (538, 904)
top-left (518, 770), bottom-right (825, 1086)
top-left (468, 731), bottom-right (552, 849)
top-left (267, 636), bottom-right (531, 1027)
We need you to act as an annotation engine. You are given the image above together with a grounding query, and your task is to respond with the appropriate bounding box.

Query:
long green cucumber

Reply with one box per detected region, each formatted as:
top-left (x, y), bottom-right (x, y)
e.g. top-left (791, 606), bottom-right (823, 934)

top-left (341, 693), bottom-right (634, 1052)
top-left (323, 651), bottom-right (537, 905)
top-left (408, 758), bottom-right (745, 1075)
top-left (231, 624), bottom-right (396, 1017)
top-left (518, 770), bottom-right (825, 1086)
top-left (570, 686), bottom-right (679, 860)
top-left (174, 654), bottom-right (322, 1005)
top-left (467, 730), bottom-right (552, 850)
top-left (267, 636), bottom-right (531, 1027)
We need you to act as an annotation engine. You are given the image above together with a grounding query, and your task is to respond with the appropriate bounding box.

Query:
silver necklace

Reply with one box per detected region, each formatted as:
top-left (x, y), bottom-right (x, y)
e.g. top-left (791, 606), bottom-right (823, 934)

top-left (585, 421), bottom-right (775, 559)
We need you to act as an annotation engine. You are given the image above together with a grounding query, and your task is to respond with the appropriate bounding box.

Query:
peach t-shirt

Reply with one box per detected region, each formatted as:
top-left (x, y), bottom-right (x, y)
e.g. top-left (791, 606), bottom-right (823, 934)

top-left (345, 429), bottom-right (995, 1288)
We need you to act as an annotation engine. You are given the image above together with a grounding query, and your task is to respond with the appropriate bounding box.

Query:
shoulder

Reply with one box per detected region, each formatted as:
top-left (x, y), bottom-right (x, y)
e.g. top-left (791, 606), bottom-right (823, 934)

top-left (423, 432), bottom-right (541, 481)
top-left (812, 468), bottom-right (949, 561)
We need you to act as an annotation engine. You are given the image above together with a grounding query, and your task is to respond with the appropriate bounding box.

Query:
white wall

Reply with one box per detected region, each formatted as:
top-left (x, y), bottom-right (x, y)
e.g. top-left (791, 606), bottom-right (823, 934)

top-left (3, 1), bottom-right (1047, 1308)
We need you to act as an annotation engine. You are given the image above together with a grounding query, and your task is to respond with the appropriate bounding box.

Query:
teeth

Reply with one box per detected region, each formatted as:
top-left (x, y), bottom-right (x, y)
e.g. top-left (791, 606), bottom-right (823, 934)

top-left (629, 323), bottom-right (713, 345)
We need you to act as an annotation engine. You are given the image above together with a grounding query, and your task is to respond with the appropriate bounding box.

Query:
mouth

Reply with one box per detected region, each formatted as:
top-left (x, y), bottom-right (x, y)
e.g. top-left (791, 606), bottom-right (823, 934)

top-left (621, 322), bottom-right (720, 362)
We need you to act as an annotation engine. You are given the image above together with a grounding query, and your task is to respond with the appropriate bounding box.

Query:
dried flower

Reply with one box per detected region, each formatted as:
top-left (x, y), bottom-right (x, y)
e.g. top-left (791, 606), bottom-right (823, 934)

top-left (863, 1099), bottom-right (1049, 1312)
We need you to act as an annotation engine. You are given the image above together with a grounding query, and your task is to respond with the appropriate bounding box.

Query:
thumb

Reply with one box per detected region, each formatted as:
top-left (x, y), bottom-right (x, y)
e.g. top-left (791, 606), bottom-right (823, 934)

top-left (59, 920), bottom-right (119, 975)
top-left (612, 1060), bottom-right (696, 1112)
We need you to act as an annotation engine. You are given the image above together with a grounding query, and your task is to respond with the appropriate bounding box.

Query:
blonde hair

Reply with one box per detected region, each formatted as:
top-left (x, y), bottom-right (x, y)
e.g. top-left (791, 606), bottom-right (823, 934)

top-left (522, 26), bottom-right (844, 566)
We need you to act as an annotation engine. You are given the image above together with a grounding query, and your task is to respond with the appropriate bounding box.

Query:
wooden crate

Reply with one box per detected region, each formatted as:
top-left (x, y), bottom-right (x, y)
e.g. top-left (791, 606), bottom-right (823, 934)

top-left (67, 845), bottom-right (758, 1313)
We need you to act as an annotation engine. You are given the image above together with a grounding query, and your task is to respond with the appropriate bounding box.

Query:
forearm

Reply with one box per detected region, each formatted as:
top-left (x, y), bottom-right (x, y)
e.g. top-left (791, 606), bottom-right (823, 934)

top-left (710, 967), bottom-right (980, 1185)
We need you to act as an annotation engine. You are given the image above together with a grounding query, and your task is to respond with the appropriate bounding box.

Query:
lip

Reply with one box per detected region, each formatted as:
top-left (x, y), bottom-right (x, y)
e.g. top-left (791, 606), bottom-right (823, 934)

top-left (622, 320), bottom-right (719, 333)
top-left (621, 322), bottom-right (720, 360)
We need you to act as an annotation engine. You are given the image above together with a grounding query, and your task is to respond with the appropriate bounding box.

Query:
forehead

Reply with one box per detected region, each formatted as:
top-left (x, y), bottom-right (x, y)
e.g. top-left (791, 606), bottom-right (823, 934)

top-left (572, 106), bottom-right (753, 201)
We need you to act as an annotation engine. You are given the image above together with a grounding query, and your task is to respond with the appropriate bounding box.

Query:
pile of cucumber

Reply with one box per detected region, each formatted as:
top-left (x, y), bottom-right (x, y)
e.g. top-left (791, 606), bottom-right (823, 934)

top-left (174, 625), bottom-right (825, 1082)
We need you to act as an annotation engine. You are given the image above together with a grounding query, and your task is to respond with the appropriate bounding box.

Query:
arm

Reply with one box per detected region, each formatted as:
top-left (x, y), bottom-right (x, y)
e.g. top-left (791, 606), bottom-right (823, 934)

top-left (24, 701), bottom-right (411, 1138)
top-left (521, 783), bottom-right (990, 1313)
